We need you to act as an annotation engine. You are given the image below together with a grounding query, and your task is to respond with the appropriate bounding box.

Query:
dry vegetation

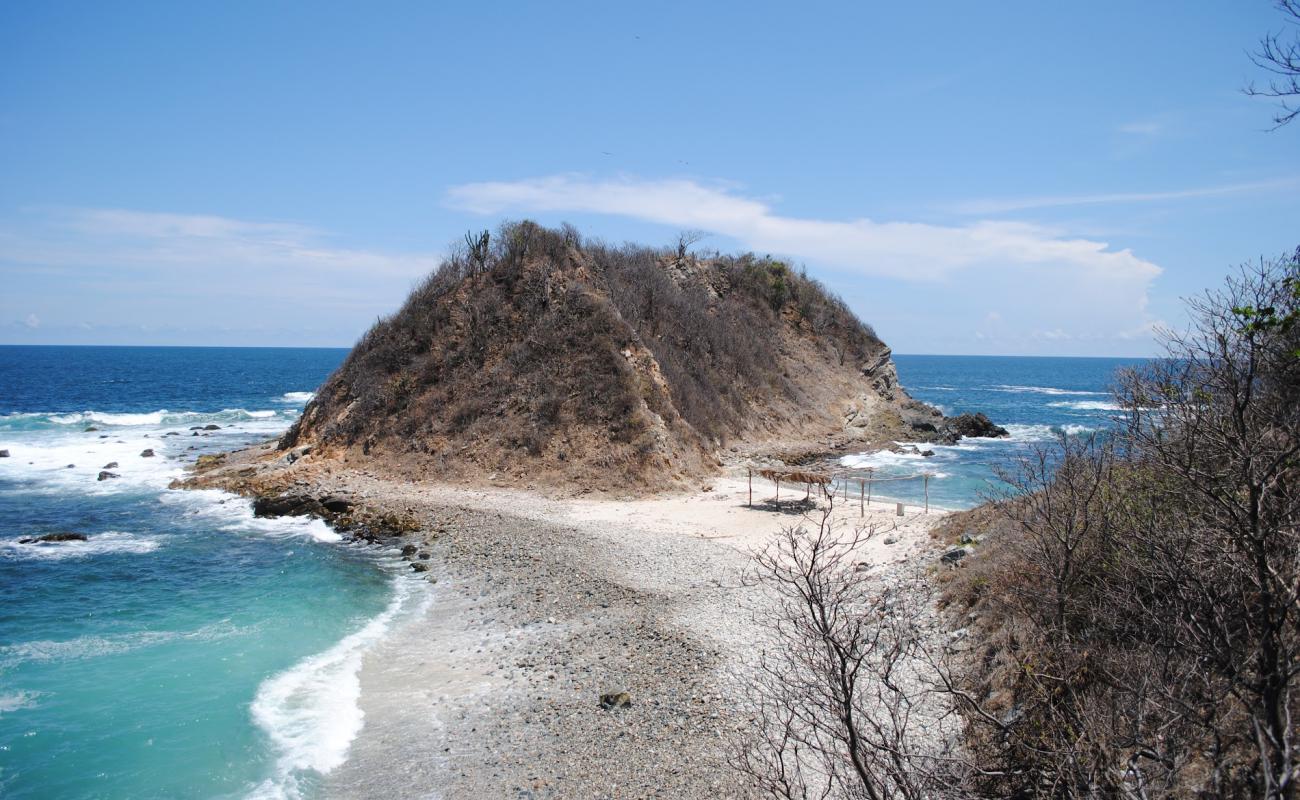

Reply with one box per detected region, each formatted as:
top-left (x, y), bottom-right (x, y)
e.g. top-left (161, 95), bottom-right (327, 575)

top-left (937, 250), bottom-right (1300, 798)
top-left (741, 250), bottom-right (1300, 799)
top-left (282, 221), bottom-right (916, 490)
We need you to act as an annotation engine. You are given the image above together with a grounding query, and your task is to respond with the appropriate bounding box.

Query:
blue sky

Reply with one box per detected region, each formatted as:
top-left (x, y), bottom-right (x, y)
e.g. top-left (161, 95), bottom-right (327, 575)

top-left (2, 1), bottom-right (1297, 355)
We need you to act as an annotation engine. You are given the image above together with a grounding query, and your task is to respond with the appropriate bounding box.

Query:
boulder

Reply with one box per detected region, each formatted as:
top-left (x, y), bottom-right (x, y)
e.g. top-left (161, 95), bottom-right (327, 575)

top-left (140, 449), bottom-right (155, 458)
top-left (202, 424), bottom-right (221, 431)
top-left (940, 546), bottom-right (969, 565)
top-left (253, 494), bottom-right (324, 518)
top-left (410, 562), bottom-right (430, 573)
top-left (85, 426), bottom-right (98, 432)
top-left (103, 462), bottom-right (119, 469)
top-left (195, 454), bottom-right (226, 469)
top-left (400, 544), bottom-right (418, 558)
top-left (944, 412), bottom-right (1009, 440)
top-left (18, 532), bottom-right (89, 544)
top-left (599, 692), bottom-right (633, 710)
top-left (0, 449), bottom-right (9, 457)
top-left (321, 495), bottom-right (352, 513)
top-left (98, 471), bottom-right (119, 481)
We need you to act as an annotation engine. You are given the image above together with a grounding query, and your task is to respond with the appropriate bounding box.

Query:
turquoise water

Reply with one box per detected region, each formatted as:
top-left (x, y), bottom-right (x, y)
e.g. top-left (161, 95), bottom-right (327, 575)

top-left (0, 347), bottom-right (1144, 798)
top-left (838, 355), bottom-right (1147, 509)
top-left (0, 347), bottom-right (428, 800)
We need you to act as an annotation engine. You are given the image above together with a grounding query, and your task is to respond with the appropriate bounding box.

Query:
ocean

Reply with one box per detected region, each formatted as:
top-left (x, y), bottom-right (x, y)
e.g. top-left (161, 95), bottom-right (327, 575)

top-left (0, 346), bottom-right (1144, 798)
top-left (840, 354), bottom-right (1147, 509)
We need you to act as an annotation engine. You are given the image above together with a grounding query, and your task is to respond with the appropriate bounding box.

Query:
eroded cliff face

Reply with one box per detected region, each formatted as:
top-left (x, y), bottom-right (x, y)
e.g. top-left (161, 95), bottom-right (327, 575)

top-left (275, 222), bottom-right (963, 492)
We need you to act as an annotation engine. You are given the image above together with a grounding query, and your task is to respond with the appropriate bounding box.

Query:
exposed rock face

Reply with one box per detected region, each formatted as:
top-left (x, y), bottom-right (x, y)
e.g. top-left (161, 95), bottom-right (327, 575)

top-left (274, 222), bottom-right (987, 490)
top-left (943, 412), bottom-right (1010, 440)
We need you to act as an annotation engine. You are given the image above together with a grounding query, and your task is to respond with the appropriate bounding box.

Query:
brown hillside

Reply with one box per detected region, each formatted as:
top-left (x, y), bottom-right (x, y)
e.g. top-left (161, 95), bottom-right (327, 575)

top-left (280, 221), bottom-right (950, 491)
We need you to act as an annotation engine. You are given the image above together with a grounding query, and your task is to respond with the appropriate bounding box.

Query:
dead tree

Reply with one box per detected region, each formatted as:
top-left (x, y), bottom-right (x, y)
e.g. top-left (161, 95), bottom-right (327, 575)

top-left (1248, 0), bottom-right (1300, 128)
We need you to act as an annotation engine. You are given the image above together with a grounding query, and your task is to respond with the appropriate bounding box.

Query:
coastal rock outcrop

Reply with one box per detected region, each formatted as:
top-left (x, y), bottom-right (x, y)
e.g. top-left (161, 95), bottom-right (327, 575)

top-left (943, 412), bottom-right (1010, 440)
top-left (274, 221), bottom-right (978, 490)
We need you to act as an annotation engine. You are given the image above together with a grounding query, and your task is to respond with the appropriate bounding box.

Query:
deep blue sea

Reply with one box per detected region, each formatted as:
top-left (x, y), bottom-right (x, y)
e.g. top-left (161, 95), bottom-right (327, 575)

top-left (0, 347), bottom-right (1144, 798)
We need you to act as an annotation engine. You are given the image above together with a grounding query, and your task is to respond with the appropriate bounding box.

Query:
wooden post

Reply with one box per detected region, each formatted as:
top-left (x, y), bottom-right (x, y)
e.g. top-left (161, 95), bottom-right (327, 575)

top-left (747, 468), bottom-right (752, 507)
top-left (804, 482), bottom-right (810, 501)
top-left (867, 472), bottom-right (873, 507)
top-left (775, 478), bottom-right (779, 507)
top-left (896, 502), bottom-right (904, 517)
top-left (924, 473), bottom-right (930, 514)
top-left (859, 479), bottom-right (864, 517)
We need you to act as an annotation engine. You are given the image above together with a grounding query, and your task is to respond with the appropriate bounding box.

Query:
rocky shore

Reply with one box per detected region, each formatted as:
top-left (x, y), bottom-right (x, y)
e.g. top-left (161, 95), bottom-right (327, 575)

top-left (179, 445), bottom-right (953, 798)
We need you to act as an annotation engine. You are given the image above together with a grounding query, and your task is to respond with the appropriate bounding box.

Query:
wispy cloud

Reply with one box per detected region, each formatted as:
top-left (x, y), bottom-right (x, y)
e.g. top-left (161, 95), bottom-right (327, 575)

top-left (4, 207), bottom-right (442, 277)
top-left (0, 207), bottom-right (443, 345)
top-left (950, 176), bottom-right (1300, 215)
top-left (446, 174), bottom-right (1161, 284)
top-left (446, 174), bottom-right (1167, 353)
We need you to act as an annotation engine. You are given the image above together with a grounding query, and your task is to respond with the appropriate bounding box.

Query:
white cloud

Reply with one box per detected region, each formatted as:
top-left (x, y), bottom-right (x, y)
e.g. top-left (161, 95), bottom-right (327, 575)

top-left (3, 207), bottom-right (441, 277)
top-left (0, 207), bottom-right (445, 345)
top-left (445, 174), bottom-right (1168, 354)
top-left (23, 313), bottom-right (39, 329)
top-left (950, 176), bottom-right (1299, 215)
top-left (446, 174), bottom-right (1161, 285)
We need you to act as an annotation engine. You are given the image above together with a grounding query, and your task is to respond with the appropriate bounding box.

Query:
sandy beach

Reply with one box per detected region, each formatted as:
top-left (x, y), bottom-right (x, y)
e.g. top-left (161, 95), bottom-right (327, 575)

top-left (253, 469), bottom-right (954, 798)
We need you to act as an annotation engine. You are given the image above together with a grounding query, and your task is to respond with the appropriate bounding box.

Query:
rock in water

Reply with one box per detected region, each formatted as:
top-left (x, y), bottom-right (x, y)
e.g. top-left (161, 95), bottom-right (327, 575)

top-left (103, 461), bottom-right (119, 469)
top-left (0, 449), bottom-right (9, 457)
top-left (599, 692), bottom-right (633, 710)
top-left (252, 494), bottom-right (325, 518)
top-left (410, 562), bottom-right (430, 572)
top-left (140, 449), bottom-right (155, 458)
top-left (944, 412), bottom-right (1010, 440)
top-left (19, 532), bottom-right (89, 544)
top-left (97, 471), bottom-right (119, 481)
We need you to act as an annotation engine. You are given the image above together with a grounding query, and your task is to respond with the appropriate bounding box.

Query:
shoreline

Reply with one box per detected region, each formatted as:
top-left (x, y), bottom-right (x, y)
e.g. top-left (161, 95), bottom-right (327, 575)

top-left (186, 450), bottom-right (952, 798)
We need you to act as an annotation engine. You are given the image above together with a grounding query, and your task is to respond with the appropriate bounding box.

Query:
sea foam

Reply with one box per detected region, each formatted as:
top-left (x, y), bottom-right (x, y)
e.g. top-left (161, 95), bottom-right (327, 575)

top-left (1, 531), bottom-right (161, 561)
top-left (247, 579), bottom-right (427, 799)
top-left (1048, 400), bottom-right (1124, 411)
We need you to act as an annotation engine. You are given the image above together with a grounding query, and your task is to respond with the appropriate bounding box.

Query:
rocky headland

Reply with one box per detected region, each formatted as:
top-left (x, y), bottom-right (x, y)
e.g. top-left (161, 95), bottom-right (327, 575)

top-left (178, 222), bottom-right (997, 797)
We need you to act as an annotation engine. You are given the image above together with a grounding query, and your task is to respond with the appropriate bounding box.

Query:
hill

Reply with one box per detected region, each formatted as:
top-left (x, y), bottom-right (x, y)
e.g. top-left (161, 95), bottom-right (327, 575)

top-left (278, 221), bottom-right (967, 491)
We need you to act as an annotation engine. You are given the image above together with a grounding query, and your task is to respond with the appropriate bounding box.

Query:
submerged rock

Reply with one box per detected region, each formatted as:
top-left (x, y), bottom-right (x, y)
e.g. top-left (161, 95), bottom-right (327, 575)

top-left (98, 471), bottom-right (119, 481)
top-left (202, 424), bottom-right (221, 431)
top-left (140, 449), bottom-right (155, 458)
top-left (103, 461), bottom-right (119, 469)
top-left (18, 532), bottom-right (89, 544)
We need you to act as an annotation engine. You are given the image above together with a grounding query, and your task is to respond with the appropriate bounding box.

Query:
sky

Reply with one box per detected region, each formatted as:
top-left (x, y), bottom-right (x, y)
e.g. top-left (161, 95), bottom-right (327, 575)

top-left (1, 1), bottom-right (1298, 356)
